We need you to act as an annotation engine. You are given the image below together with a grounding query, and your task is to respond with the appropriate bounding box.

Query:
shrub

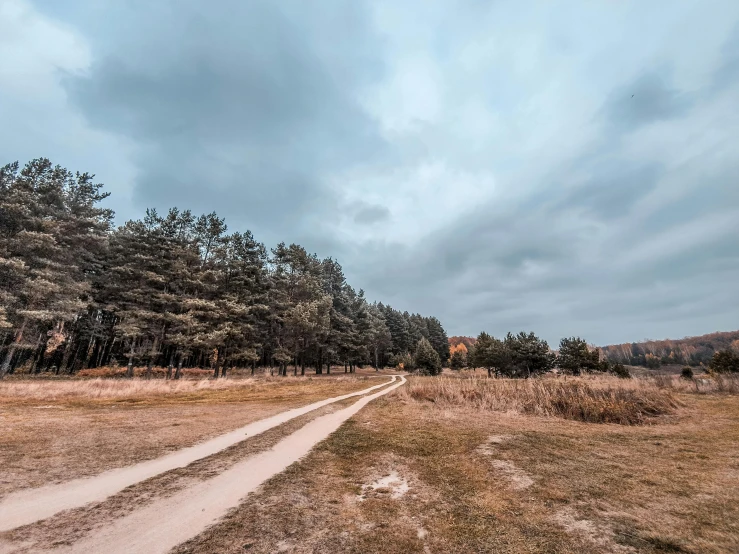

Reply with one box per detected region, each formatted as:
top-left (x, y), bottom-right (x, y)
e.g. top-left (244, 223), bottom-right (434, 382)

top-left (681, 367), bottom-right (694, 380)
top-left (450, 350), bottom-right (467, 370)
top-left (609, 362), bottom-right (631, 379)
top-left (392, 352), bottom-right (414, 372)
top-left (709, 350), bottom-right (739, 373)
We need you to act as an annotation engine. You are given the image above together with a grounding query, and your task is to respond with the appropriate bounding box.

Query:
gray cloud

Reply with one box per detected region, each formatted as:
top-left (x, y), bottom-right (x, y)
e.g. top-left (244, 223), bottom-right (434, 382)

top-left (58, 0), bottom-right (389, 244)
top-left (353, 203), bottom-right (391, 225)
top-left (9, 0), bottom-right (739, 346)
top-left (604, 70), bottom-right (693, 132)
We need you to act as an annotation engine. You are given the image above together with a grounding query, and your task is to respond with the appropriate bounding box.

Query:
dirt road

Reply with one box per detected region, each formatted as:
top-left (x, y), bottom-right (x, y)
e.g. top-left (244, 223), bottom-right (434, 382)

top-left (44, 375), bottom-right (405, 554)
top-left (0, 376), bottom-right (398, 533)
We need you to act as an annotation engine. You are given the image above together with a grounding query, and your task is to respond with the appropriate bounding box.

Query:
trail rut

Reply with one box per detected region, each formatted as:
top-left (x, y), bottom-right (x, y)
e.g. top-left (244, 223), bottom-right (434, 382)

top-left (0, 376), bottom-right (396, 533)
top-left (47, 375), bottom-right (406, 554)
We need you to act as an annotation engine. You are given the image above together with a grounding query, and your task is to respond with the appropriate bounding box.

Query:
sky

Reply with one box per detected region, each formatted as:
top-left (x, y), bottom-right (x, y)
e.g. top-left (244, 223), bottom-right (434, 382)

top-left (2, 0), bottom-right (738, 346)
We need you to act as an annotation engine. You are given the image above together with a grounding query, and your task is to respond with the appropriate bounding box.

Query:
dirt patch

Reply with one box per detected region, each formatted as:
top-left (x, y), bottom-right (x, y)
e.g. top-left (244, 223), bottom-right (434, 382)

top-left (488, 460), bottom-right (534, 490)
top-left (475, 434), bottom-right (512, 455)
top-left (554, 507), bottom-right (634, 553)
top-left (358, 470), bottom-right (411, 501)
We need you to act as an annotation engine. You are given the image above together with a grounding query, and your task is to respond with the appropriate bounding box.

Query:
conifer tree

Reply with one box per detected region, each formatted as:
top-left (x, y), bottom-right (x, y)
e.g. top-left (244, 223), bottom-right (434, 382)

top-left (414, 337), bottom-right (442, 375)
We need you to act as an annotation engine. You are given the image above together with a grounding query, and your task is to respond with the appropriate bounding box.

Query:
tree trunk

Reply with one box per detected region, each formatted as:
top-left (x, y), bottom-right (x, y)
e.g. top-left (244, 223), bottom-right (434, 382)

top-left (221, 360), bottom-right (228, 378)
top-left (316, 348), bottom-right (323, 375)
top-left (174, 356), bottom-right (183, 380)
top-left (126, 340), bottom-right (135, 378)
top-left (83, 336), bottom-right (96, 370)
top-left (251, 360), bottom-right (255, 376)
top-left (1, 320), bottom-right (28, 378)
top-left (145, 358), bottom-right (153, 379)
top-left (166, 353), bottom-right (174, 379)
top-left (30, 332), bottom-right (45, 374)
top-left (300, 354), bottom-right (305, 376)
top-left (213, 350), bottom-right (221, 379)
top-left (95, 338), bottom-right (109, 368)
top-left (0, 345), bottom-right (17, 378)
top-left (375, 347), bottom-right (379, 371)
top-left (326, 361), bottom-right (331, 374)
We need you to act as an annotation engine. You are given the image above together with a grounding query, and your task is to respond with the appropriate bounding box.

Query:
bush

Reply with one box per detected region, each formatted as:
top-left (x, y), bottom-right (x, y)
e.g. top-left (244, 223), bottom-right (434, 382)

top-left (391, 352), bottom-right (414, 372)
top-left (681, 367), bottom-right (694, 380)
top-left (609, 362), bottom-right (631, 379)
top-left (449, 350), bottom-right (466, 370)
top-left (414, 338), bottom-right (442, 376)
top-left (709, 350), bottom-right (739, 373)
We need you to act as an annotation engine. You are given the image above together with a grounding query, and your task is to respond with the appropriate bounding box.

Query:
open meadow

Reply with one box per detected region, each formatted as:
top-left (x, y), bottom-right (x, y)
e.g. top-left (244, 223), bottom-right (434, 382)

top-left (1, 371), bottom-right (737, 553)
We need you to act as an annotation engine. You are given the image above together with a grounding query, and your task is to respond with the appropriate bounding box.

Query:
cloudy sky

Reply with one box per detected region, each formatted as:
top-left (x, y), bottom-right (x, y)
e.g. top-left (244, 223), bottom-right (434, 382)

top-left (2, 0), bottom-right (738, 345)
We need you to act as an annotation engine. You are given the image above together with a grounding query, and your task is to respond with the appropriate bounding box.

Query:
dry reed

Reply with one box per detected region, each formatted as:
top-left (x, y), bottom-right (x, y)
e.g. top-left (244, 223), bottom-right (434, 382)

top-left (0, 375), bottom-right (364, 403)
top-left (650, 372), bottom-right (739, 394)
top-left (396, 376), bottom-right (680, 424)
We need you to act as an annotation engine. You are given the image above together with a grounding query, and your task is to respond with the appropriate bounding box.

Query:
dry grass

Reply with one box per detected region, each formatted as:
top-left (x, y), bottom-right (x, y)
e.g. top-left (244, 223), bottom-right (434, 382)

top-left (0, 375), bottom-right (375, 406)
top-left (0, 377), bottom-right (378, 496)
top-left (395, 375), bottom-right (680, 425)
top-left (650, 372), bottom-right (739, 394)
top-left (172, 389), bottom-right (739, 554)
top-left (2, 397), bottom-right (361, 552)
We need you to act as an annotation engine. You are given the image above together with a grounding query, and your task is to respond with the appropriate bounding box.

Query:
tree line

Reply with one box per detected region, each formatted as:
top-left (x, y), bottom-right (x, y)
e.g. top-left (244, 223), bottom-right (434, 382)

top-left (0, 158), bottom-right (449, 378)
top-left (599, 331), bottom-right (739, 368)
top-left (452, 332), bottom-right (630, 378)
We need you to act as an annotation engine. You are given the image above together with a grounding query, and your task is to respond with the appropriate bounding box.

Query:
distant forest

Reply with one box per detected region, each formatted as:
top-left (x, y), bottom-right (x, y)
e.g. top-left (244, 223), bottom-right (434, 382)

top-left (600, 331), bottom-right (739, 368)
top-left (0, 158), bottom-right (450, 377)
top-left (448, 336), bottom-right (476, 349)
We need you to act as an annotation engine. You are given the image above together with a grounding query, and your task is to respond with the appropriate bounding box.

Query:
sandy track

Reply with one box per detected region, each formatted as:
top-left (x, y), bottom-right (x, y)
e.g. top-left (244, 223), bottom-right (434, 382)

top-left (46, 375), bottom-right (405, 554)
top-left (0, 376), bottom-right (396, 533)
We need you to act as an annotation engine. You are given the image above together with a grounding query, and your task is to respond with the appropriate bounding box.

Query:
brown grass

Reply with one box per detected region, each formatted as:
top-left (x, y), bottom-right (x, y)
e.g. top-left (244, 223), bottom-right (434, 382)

top-left (651, 372), bottom-right (739, 394)
top-left (171, 389), bottom-right (739, 554)
top-left (0, 377), bottom-right (377, 496)
top-left (0, 375), bottom-right (375, 406)
top-left (3, 396), bottom-right (361, 552)
top-left (395, 375), bottom-right (680, 424)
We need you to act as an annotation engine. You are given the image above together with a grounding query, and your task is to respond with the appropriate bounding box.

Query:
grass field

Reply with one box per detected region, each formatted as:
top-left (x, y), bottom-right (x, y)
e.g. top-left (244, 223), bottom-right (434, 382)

top-left (2, 372), bottom-right (738, 553)
top-left (0, 375), bottom-right (378, 497)
top-left (174, 373), bottom-right (739, 554)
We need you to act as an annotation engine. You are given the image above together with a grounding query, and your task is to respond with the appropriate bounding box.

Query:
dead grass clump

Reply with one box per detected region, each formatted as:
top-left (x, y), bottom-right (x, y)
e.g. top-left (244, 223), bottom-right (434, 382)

top-left (397, 376), bottom-right (680, 424)
top-left (651, 372), bottom-right (739, 394)
top-left (77, 366), bottom-right (214, 379)
top-left (0, 375), bottom-right (370, 405)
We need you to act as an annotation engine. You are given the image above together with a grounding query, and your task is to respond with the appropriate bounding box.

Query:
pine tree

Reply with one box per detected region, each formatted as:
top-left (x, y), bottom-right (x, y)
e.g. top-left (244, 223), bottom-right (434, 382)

top-left (557, 337), bottom-right (600, 375)
top-left (414, 337), bottom-right (442, 375)
top-left (504, 331), bottom-right (554, 378)
top-left (0, 159), bottom-right (111, 377)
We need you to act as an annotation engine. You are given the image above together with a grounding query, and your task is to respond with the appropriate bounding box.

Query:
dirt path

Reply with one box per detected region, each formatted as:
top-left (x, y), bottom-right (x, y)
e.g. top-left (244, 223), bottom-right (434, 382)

top-left (45, 375), bottom-right (405, 554)
top-left (0, 376), bottom-right (397, 533)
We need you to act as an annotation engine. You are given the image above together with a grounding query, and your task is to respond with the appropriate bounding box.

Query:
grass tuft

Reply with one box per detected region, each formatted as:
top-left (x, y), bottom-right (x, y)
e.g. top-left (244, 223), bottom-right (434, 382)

top-left (396, 376), bottom-right (680, 424)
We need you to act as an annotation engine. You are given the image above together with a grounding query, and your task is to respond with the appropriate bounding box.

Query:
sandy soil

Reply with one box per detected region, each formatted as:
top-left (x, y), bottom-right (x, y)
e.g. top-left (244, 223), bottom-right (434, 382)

top-left (31, 376), bottom-right (406, 554)
top-left (0, 376), bottom-right (396, 533)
